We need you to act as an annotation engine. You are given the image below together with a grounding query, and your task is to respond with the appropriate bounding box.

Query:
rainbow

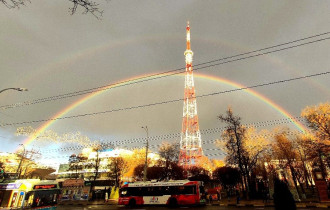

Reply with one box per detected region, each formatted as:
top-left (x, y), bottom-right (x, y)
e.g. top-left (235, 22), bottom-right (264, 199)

top-left (19, 73), bottom-right (307, 149)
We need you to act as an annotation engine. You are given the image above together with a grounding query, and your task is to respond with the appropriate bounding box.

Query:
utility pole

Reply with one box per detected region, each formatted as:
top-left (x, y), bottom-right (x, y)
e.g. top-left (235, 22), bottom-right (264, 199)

top-left (141, 126), bottom-right (149, 182)
top-left (16, 144), bottom-right (25, 179)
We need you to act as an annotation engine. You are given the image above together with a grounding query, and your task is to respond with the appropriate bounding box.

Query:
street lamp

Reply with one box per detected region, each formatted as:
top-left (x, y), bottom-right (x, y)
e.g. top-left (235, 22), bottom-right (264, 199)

top-left (141, 126), bottom-right (149, 182)
top-left (16, 144), bottom-right (25, 179)
top-left (0, 88), bottom-right (28, 94)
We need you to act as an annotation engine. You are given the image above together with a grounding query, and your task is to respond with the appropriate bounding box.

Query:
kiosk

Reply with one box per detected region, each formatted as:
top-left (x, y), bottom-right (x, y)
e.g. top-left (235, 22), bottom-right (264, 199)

top-left (0, 179), bottom-right (60, 209)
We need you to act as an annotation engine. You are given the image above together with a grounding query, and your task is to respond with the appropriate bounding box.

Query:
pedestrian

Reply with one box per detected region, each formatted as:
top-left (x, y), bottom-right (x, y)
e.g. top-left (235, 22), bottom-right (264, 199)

top-left (235, 189), bottom-right (240, 204)
top-left (105, 191), bottom-right (108, 203)
top-left (262, 189), bottom-right (267, 203)
top-left (273, 178), bottom-right (296, 210)
top-left (266, 190), bottom-right (270, 203)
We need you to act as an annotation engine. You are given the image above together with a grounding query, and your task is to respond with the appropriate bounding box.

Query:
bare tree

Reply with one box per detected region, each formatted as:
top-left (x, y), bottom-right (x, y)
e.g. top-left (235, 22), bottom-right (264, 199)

top-left (158, 142), bottom-right (180, 180)
top-left (213, 166), bottom-right (241, 189)
top-left (158, 142), bottom-right (179, 167)
top-left (133, 164), bottom-right (144, 181)
top-left (294, 136), bottom-right (315, 189)
top-left (271, 130), bottom-right (305, 198)
top-left (0, 0), bottom-right (27, 9)
top-left (68, 153), bottom-right (87, 179)
top-left (218, 107), bottom-right (250, 195)
top-left (107, 157), bottom-right (128, 188)
top-left (91, 146), bottom-right (101, 184)
top-left (301, 102), bottom-right (330, 178)
top-left (302, 102), bottom-right (330, 141)
top-left (1, 0), bottom-right (104, 18)
top-left (68, 0), bottom-right (103, 18)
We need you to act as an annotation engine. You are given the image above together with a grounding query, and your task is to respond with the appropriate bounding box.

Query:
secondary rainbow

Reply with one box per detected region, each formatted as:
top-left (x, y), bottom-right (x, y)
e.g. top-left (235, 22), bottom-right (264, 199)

top-left (19, 73), bottom-right (307, 149)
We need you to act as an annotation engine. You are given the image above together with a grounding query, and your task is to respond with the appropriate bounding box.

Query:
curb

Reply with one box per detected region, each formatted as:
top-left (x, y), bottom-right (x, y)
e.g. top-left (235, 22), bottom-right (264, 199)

top-left (59, 201), bottom-right (117, 206)
top-left (217, 202), bottom-right (274, 207)
top-left (59, 202), bottom-right (88, 206)
top-left (59, 201), bottom-right (329, 208)
top-left (220, 204), bottom-right (273, 207)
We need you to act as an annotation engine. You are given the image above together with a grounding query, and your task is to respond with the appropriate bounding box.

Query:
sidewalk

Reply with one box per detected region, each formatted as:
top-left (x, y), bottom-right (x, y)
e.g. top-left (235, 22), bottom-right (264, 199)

top-left (210, 199), bottom-right (330, 208)
top-left (59, 199), bottom-right (329, 208)
top-left (59, 199), bottom-right (118, 206)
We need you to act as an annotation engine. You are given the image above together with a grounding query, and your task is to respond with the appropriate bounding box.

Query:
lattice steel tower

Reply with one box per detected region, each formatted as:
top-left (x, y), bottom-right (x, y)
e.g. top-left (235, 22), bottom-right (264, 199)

top-left (179, 22), bottom-right (203, 169)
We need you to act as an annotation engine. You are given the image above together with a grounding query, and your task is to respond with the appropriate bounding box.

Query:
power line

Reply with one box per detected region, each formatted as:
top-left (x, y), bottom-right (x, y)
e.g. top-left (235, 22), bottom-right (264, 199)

top-left (37, 127), bottom-right (306, 158)
top-left (1, 32), bottom-right (330, 110)
top-left (0, 71), bottom-right (327, 127)
top-left (42, 119), bottom-right (304, 153)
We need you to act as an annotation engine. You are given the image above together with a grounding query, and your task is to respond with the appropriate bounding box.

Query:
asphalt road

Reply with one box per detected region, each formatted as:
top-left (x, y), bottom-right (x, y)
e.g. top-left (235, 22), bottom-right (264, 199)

top-left (57, 205), bottom-right (322, 210)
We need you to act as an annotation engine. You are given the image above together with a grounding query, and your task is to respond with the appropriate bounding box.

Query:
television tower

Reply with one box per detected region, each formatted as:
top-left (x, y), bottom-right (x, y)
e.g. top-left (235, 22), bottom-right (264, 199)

top-left (179, 22), bottom-right (203, 169)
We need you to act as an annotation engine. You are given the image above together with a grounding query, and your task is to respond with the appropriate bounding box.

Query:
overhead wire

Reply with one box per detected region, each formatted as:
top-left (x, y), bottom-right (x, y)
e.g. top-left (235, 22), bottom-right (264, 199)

top-left (41, 119), bottom-right (304, 153)
top-left (2, 32), bottom-right (328, 161)
top-left (1, 32), bottom-right (330, 110)
top-left (0, 71), bottom-right (327, 127)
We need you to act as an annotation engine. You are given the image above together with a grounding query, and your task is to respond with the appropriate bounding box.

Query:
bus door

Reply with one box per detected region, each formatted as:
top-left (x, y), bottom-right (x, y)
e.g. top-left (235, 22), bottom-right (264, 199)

top-left (199, 185), bottom-right (206, 204)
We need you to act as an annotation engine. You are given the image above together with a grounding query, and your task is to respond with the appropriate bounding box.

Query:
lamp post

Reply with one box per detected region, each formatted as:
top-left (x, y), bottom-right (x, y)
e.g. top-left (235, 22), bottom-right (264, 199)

top-left (16, 144), bottom-right (25, 179)
top-left (141, 126), bottom-right (149, 182)
top-left (0, 88), bottom-right (28, 94)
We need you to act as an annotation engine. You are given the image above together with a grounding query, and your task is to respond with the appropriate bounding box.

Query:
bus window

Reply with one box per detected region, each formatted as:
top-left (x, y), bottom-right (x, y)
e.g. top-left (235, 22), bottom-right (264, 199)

top-left (168, 186), bottom-right (177, 195)
top-left (146, 187), bottom-right (153, 196)
top-left (120, 188), bottom-right (128, 197)
top-left (178, 186), bottom-right (185, 194)
top-left (183, 185), bottom-right (196, 194)
top-left (146, 187), bottom-right (162, 196)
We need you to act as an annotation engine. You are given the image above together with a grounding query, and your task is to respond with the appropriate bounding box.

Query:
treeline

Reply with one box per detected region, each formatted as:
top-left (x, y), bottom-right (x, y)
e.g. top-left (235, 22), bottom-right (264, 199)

top-left (49, 102), bottom-right (330, 201)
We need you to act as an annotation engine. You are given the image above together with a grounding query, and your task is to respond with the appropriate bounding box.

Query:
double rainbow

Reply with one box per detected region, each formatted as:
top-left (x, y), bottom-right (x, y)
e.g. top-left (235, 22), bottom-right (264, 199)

top-left (19, 73), bottom-right (307, 149)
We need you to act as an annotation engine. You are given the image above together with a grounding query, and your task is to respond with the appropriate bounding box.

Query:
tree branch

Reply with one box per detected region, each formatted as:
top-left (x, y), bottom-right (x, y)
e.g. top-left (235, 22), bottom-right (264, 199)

top-left (1, 0), bottom-right (28, 9)
top-left (68, 0), bottom-right (103, 19)
top-left (1, 0), bottom-right (104, 19)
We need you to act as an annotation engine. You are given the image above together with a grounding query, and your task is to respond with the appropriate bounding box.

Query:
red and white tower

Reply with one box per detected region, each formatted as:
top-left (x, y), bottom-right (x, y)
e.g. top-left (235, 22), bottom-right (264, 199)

top-left (179, 22), bottom-right (203, 169)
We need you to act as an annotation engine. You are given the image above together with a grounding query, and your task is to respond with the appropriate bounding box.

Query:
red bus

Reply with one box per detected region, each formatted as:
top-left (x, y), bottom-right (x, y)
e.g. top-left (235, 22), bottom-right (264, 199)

top-left (118, 180), bottom-right (206, 207)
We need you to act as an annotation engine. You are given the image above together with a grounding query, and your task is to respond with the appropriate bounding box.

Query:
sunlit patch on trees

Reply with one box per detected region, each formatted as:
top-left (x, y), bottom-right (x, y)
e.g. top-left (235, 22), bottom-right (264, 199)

top-left (16, 126), bottom-right (94, 146)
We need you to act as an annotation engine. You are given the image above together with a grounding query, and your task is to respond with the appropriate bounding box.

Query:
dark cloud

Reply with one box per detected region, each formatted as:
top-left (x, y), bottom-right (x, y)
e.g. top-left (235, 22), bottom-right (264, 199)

top-left (0, 1), bottom-right (329, 162)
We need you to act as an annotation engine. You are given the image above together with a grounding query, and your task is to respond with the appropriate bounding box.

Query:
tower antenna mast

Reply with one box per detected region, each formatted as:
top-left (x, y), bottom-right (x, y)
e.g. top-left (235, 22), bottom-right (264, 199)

top-left (179, 22), bottom-right (203, 170)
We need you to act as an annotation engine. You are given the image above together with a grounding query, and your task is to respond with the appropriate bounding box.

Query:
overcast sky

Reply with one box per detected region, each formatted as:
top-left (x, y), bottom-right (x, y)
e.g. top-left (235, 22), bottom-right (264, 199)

top-left (0, 1), bottom-right (329, 166)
